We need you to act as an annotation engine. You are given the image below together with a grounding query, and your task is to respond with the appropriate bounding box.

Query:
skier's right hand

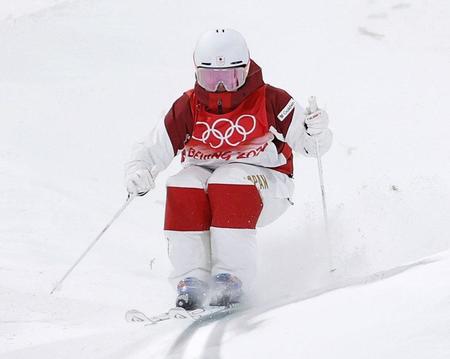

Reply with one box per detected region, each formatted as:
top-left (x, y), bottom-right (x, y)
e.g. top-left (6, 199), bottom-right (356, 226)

top-left (125, 167), bottom-right (155, 197)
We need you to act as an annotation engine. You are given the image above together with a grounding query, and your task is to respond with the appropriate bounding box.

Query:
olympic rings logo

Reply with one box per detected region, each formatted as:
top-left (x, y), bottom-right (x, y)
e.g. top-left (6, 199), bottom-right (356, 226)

top-left (192, 115), bottom-right (257, 149)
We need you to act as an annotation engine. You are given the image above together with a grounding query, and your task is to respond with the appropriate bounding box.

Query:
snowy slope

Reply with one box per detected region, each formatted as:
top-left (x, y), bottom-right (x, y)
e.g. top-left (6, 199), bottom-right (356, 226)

top-left (0, 0), bottom-right (449, 358)
top-left (2, 252), bottom-right (449, 358)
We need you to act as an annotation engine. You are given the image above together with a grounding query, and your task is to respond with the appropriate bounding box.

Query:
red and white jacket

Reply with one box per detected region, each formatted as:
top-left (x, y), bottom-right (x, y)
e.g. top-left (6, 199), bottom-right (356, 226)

top-left (127, 61), bottom-right (332, 180)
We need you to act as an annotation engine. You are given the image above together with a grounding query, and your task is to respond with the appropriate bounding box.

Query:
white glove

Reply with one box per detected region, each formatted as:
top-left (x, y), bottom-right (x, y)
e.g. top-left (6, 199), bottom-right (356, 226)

top-left (303, 129), bottom-right (333, 157)
top-left (305, 108), bottom-right (329, 136)
top-left (125, 167), bottom-right (155, 196)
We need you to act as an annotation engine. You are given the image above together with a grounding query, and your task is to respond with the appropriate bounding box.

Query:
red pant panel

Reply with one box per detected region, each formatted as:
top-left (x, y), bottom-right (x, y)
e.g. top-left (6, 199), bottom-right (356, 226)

top-left (208, 184), bottom-right (263, 229)
top-left (164, 187), bottom-right (211, 231)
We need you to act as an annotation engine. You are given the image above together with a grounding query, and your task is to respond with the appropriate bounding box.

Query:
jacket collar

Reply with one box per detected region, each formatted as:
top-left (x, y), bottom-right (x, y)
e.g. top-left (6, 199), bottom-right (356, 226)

top-left (193, 60), bottom-right (265, 114)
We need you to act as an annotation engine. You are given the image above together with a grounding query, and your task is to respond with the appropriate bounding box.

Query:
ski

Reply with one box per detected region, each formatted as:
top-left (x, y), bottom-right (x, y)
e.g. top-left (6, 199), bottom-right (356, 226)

top-left (169, 303), bottom-right (240, 322)
top-left (125, 309), bottom-right (171, 325)
top-left (125, 304), bottom-right (240, 325)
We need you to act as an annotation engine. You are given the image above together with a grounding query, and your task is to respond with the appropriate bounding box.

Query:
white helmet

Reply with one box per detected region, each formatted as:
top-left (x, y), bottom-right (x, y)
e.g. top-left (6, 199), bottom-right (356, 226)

top-left (193, 29), bottom-right (250, 69)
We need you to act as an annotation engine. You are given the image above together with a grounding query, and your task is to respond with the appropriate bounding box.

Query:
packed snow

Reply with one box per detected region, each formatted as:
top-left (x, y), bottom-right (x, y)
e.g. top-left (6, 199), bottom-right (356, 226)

top-left (0, 0), bottom-right (449, 358)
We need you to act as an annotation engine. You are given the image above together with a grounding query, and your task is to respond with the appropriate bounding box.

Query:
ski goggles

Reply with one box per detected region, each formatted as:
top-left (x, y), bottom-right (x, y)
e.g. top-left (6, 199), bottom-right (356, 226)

top-left (196, 65), bottom-right (248, 92)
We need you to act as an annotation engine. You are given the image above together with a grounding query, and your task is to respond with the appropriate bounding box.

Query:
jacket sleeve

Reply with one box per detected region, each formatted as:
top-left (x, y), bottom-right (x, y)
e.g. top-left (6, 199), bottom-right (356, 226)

top-left (266, 85), bottom-right (332, 157)
top-left (125, 93), bottom-right (193, 179)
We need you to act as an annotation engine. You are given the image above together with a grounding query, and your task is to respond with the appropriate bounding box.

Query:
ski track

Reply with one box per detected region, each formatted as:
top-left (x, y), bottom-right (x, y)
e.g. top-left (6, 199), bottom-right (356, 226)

top-left (164, 255), bottom-right (440, 359)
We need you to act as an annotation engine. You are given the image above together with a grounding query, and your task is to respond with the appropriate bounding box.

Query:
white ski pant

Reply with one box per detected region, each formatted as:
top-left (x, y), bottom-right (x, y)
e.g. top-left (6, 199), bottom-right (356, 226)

top-left (164, 163), bottom-right (294, 291)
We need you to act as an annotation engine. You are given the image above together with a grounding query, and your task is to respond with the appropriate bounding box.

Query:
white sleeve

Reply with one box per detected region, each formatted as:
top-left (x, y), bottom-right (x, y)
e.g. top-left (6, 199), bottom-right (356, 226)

top-left (125, 120), bottom-right (175, 179)
top-left (284, 102), bottom-right (333, 157)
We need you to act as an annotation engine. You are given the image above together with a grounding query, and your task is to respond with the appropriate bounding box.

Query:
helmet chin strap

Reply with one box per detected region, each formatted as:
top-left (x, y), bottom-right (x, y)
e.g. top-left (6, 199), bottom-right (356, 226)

top-left (244, 61), bottom-right (250, 76)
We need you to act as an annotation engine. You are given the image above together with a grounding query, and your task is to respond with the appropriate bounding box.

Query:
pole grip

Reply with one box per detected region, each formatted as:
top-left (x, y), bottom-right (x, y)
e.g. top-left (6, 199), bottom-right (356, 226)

top-left (308, 96), bottom-right (318, 113)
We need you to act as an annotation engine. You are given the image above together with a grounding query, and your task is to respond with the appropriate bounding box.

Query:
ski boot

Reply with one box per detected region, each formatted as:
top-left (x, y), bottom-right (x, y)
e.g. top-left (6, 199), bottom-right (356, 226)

top-left (209, 273), bottom-right (242, 307)
top-left (175, 277), bottom-right (209, 310)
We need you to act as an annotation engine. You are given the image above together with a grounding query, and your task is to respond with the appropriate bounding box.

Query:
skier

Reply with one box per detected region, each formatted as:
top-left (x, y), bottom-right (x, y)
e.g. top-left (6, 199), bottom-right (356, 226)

top-left (125, 29), bottom-right (332, 310)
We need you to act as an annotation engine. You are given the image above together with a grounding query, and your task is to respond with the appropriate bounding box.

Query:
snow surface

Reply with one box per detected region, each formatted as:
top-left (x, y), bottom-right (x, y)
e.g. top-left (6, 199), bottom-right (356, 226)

top-left (0, 0), bottom-right (449, 358)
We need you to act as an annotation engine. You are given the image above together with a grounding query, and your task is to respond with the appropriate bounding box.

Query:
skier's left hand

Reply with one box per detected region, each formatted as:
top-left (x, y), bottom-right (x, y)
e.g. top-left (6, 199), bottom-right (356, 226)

top-left (305, 108), bottom-right (329, 136)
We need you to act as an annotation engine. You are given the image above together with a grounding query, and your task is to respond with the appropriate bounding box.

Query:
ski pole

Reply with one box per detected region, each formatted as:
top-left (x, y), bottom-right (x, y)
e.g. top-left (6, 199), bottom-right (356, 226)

top-left (50, 194), bottom-right (135, 294)
top-left (308, 97), bottom-right (335, 272)
top-left (308, 96), bottom-right (329, 231)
